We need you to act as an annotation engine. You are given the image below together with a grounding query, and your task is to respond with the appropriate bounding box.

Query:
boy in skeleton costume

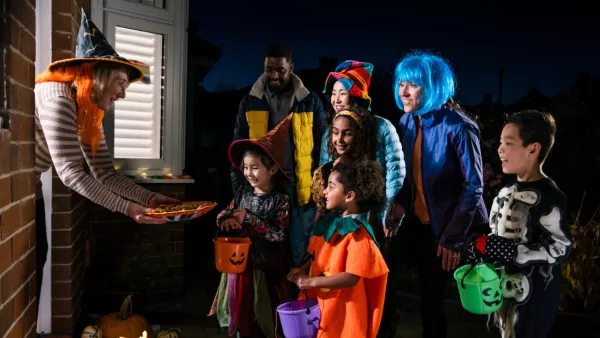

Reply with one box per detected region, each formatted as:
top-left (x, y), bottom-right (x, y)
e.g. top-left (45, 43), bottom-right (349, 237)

top-left (467, 110), bottom-right (572, 338)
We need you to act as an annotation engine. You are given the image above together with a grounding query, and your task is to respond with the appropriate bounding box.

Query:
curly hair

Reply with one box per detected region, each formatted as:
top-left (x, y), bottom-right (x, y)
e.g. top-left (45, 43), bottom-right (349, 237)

top-left (331, 161), bottom-right (386, 214)
top-left (327, 107), bottom-right (378, 163)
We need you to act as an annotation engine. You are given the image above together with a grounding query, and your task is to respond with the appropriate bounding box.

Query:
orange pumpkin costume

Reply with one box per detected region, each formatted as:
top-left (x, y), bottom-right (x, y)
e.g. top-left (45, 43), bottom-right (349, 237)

top-left (303, 213), bottom-right (389, 338)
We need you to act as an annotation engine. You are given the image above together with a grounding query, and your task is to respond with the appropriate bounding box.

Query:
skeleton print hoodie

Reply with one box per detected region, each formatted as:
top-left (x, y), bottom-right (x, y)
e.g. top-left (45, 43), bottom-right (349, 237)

top-left (469, 177), bottom-right (572, 337)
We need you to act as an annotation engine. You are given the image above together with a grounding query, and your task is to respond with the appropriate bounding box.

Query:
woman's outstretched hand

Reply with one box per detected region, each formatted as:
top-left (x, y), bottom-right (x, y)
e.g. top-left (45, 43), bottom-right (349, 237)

top-left (127, 202), bottom-right (166, 224)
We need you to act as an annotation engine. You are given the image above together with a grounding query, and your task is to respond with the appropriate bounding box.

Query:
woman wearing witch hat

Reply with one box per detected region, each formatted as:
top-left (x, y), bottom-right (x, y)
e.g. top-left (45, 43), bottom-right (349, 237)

top-left (34, 9), bottom-right (179, 319)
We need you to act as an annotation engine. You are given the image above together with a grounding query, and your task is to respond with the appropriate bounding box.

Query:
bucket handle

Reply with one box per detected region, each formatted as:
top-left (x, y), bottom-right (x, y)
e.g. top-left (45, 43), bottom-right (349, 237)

top-left (460, 264), bottom-right (478, 289)
top-left (304, 289), bottom-right (311, 315)
top-left (460, 263), bottom-right (504, 289)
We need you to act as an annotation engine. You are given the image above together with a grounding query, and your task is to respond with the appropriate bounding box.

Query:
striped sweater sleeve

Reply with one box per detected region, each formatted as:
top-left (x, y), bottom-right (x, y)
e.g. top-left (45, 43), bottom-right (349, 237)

top-left (80, 132), bottom-right (155, 206)
top-left (38, 97), bottom-right (133, 215)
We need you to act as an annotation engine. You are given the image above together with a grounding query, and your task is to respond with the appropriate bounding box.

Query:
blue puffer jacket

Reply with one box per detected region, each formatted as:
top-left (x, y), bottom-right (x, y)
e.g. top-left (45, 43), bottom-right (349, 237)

top-left (319, 115), bottom-right (406, 221)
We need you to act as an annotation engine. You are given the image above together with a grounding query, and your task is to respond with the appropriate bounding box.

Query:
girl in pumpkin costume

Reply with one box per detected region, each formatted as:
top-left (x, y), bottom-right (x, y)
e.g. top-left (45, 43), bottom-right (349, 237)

top-left (210, 114), bottom-right (295, 338)
top-left (289, 161), bottom-right (389, 338)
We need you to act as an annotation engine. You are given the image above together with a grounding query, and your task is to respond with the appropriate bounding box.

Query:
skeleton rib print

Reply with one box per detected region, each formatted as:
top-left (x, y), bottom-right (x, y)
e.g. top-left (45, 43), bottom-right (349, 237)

top-left (489, 183), bottom-right (572, 267)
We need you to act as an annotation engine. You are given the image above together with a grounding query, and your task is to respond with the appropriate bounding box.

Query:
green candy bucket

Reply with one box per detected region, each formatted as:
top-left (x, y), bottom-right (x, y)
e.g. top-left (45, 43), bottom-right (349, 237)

top-left (453, 263), bottom-right (504, 315)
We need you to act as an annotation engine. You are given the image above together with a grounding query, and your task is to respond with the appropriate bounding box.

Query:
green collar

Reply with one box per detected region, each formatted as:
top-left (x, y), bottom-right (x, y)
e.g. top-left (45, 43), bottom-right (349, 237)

top-left (312, 212), bottom-right (380, 247)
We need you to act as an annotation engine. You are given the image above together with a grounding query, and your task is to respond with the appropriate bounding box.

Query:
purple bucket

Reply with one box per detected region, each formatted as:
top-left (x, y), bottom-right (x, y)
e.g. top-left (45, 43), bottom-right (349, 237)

top-left (276, 299), bottom-right (320, 338)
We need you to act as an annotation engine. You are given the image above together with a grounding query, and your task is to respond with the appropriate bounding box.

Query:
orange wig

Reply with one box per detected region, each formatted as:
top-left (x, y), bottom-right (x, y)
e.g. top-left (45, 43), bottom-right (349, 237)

top-left (35, 62), bottom-right (104, 156)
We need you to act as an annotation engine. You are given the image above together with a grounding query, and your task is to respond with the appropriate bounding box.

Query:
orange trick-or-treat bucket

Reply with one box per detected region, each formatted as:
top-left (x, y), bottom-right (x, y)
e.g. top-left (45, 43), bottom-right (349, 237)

top-left (214, 237), bottom-right (252, 274)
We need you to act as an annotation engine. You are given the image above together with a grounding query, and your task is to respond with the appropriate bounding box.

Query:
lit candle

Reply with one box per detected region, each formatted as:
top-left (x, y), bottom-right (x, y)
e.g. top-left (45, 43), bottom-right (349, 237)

top-left (140, 331), bottom-right (147, 338)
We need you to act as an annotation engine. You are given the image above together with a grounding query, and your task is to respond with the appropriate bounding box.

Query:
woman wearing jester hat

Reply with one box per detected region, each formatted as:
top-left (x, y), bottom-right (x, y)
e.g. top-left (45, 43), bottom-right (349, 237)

top-left (317, 60), bottom-right (406, 239)
top-left (34, 9), bottom-right (179, 316)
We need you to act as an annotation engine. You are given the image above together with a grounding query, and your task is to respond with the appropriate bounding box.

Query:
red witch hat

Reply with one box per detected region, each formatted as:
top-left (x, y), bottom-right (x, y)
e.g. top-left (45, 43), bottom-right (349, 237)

top-left (228, 113), bottom-right (292, 182)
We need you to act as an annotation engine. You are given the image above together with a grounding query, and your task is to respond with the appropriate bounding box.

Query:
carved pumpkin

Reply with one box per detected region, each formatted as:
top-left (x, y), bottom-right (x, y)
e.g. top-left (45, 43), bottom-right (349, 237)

top-left (156, 328), bottom-right (180, 338)
top-left (214, 237), bottom-right (252, 274)
top-left (82, 325), bottom-right (103, 338)
top-left (96, 295), bottom-right (153, 338)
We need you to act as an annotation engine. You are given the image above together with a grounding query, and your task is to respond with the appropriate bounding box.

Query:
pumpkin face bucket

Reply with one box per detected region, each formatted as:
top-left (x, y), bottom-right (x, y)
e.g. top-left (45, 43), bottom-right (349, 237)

top-left (454, 263), bottom-right (504, 315)
top-left (229, 251), bottom-right (246, 266)
top-left (214, 237), bottom-right (252, 274)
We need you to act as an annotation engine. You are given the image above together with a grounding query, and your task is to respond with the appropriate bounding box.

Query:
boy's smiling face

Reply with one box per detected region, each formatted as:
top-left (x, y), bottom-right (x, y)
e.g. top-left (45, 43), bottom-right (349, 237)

top-left (498, 123), bottom-right (540, 176)
top-left (324, 171), bottom-right (354, 212)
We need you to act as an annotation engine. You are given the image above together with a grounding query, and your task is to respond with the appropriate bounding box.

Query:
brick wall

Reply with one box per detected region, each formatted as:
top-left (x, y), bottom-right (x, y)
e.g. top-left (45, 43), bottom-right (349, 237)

top-left (0, 1), bottom-right (39, 338)
top-left (49, 0), bottom-right (91, 332)
top-left (89, 184), bottom-right (186, 313)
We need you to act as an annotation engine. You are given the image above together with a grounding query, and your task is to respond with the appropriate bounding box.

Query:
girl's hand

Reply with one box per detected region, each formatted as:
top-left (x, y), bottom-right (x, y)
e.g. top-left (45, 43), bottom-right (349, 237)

top-left (232, 209), bottom-right (247, 224)
top-left (220, 217), bottom-right (241, 232)
top-left (295, 273), bottom-right (314, 289)
top-left (287, 268), bottom-right (302, 283)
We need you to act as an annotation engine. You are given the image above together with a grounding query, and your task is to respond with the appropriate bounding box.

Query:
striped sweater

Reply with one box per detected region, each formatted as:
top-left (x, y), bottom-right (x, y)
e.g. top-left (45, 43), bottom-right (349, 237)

top-left (34, 81), bottom-right (155, 215)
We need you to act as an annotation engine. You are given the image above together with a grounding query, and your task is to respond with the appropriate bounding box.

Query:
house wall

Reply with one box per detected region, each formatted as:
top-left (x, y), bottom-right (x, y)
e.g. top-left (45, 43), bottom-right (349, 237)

top-left (0, 1), bottom-right (40, 337)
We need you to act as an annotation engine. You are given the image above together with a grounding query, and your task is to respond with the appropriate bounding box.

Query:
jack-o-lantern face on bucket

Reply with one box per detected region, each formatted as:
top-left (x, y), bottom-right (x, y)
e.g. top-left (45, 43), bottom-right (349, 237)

top-left (229, 251), bottom-right (246, 266)
top-left (482, 287), bottom-right (502, 307)
top-left (214, 237), bottom-right (252, 274)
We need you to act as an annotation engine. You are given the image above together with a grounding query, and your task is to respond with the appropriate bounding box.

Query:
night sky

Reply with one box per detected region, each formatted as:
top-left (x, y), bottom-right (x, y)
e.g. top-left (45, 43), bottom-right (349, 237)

top-left (190, 2), bottom-right (599, 106)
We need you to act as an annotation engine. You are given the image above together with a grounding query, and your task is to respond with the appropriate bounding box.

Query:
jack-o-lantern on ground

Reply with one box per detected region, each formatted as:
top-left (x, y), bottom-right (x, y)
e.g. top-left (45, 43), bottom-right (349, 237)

top-left (96, 295), bottom-right (153, 338)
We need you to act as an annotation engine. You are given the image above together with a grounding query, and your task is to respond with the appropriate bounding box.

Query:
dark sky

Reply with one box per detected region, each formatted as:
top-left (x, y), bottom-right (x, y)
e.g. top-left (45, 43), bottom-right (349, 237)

top-left (190, 2), bottom-right (599, 105)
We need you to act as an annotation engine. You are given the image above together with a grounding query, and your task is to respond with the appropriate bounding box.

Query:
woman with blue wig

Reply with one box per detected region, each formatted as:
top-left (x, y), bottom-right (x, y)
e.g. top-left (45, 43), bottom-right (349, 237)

top-left (378, 51), bottom-right (488, 338)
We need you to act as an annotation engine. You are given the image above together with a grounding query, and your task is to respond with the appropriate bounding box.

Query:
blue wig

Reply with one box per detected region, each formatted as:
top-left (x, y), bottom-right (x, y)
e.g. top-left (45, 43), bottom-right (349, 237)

top-left (393, 51), bottom-right (456, 115)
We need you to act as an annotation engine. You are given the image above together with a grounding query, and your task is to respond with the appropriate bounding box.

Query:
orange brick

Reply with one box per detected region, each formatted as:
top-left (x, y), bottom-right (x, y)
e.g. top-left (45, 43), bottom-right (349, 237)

top-left (20, 30), bottom-right (35, 61)
top-left (52, 31), bottom-right (75, 52)
top-left (11, 172), bottom-right (30, 201)
top-left (1, 203), bottom-right (22, 240)
top-left (12, 284), bottom-right (29, 321)
top-left (0, 241), bottom-right (13, 276)
top-left (7, 49), bottom-right (30, 88)
top-left (0, 300), bottom-right (14, 337)
top-left (1, 264), bottom-right (22, 303)
top-left (21, 198), bottom-right (35, 226)
top-left (11, 228), bottom-right (30, 261)
top-left (51, 50), bottom-right (74, 62)
top-left (0, 177), bottom-right (11, 209)
top-left (6, 320), bottom-right (22, 338)
top-left (52, 0), bottom-right (73, 14)
top-left (11, 1), bottom-right (35, 35)
top-left (1, 130), bottom-right (11, 175)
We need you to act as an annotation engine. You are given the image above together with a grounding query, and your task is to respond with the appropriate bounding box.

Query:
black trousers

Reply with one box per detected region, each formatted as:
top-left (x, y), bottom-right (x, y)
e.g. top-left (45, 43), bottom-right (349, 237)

top-left (512, 266), bottom-right (562, 338)
top-left (36, 198), bottom-right (48, 315)
top-left (379, 217), bottom-right (452, 338)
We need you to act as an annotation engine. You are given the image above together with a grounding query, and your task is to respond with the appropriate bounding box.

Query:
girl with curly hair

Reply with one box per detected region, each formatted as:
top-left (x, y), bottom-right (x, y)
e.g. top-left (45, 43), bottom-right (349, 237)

top-left (311, 106), bottom-right (377, 225)
top-left (288, 160), bottom-right (389, 338)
